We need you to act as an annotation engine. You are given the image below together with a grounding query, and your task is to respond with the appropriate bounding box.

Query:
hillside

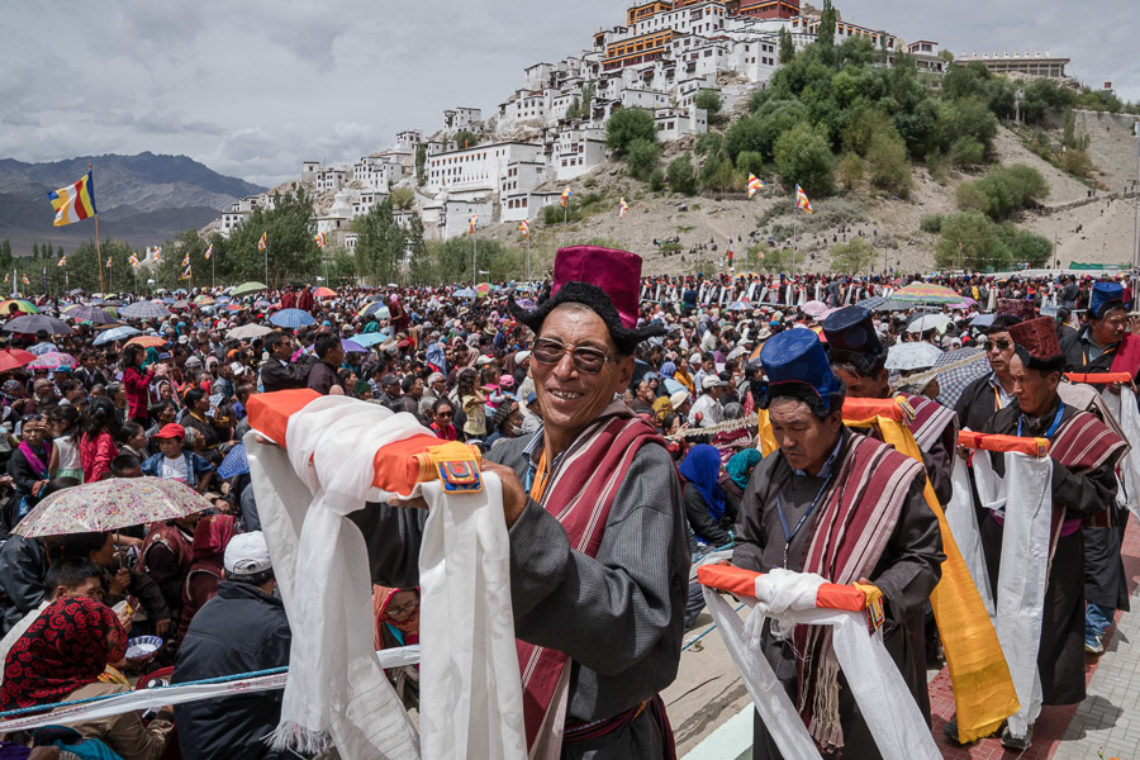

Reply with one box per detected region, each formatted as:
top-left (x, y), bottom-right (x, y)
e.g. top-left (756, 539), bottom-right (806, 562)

top-left (475, 115), bottom-right (1138, 277)
top-left (0, 152), bottom-right (263, 253)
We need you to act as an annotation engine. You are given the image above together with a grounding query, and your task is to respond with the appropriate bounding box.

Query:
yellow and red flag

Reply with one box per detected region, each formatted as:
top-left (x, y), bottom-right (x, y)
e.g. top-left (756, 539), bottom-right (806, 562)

top-left (128, 253), bottom-right (140, 268)
top-left (2, 274), bottom-right (8, 285)
top-left (257, 232), bottom-right (267, 251)
top-left (518, 219), bottom-right (529, 238)
top-left (795, 184), bottom-right (813, 214)
top-left (56, 255), bottom-right (67, 268)
top-left (747, 173), bottom-right (765, 198)
top-left (619, 198), bottom-right (629, 219)
top-left (468, 213), bottom-right (478, 235)
top-left (560, 187), bottom-right (572, 207)
top-left (204, 243), bottom-right (214, 260)
top-left (21, 274), bottom-right (30, 286)
top-left (181, 253), bottom-right (191, 268)
top-left (48, 172), bottom-right (97, 227)
top-left (314, 232), bottom-right (326, 248)
top-left (105, 257), bottom-right (112, 269)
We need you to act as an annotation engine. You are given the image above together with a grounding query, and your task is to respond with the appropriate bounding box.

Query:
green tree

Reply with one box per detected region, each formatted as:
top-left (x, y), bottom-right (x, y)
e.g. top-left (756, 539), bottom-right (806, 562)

top-left (865, 128), bottom-right (912, 197)
top-left (414, 143), bottom-right (427, 184)
top-left (836, 152), bottom-right (864, 190)
top-left (817, 0), bottom-right (837, 64)
top-left (773, 122), bottom-right (835, 196)
top-left (453, 129), bottom-right (480, 149)
top-left (31, 243), bottom-right (38, 261)
top-left (223, 190), bottom-right (321, 287)
top-left (649, 168), bottom-right (666, 193)
top-left (666, 153), bottom-right (698, 195)
top-left (434, 237), bottom-right (523, 283)
top-left (0, 240), bottom-right (11, 273)
top-left (829, 237), bottom-right (877, 273)
top-left (695, 90), bottom-right (723, 123)
top-left (353, 197), bottom-right (409, 285)
top-left (624, 138), bottom-right (661, 181)
top-left (1006, 227), bottom-right (1053, 267)
top-left (565, 96), bottom-right (581, 121)
top-left (778, 26), bottom-right (795, 64)
top-left (389, 187), bottom-right (416, 211)
top-left (958, 164), bottom-right (1049, 220)
top-left (936, 211), bottom-right (1010, 270)
top-left (606, 108), bottom-right (657, 157)
top-left (735, 150), bottom-right (765, 178)
top-left (699, 152), bottom-right (737, 193)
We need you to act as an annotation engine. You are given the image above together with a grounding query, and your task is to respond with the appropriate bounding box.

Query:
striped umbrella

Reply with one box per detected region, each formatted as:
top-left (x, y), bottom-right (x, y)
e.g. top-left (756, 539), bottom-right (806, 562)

top-left (0, 299), bottom-right (39, 315)
top-left (891, 282), bottom-right (962, 304)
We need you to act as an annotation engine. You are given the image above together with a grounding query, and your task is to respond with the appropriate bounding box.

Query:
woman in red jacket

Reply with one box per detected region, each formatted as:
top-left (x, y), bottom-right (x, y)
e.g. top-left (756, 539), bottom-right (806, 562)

top-left (121, 344), bottom-right (154, 426)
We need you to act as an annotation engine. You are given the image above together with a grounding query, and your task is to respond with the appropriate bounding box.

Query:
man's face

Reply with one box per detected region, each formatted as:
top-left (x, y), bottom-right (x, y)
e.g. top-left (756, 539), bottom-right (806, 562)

top-left (532, 305), bottom-right (632, 438)
top-left (833, 366), bottom-right (889, 399)
top-left (769, 396), bottom-right (842, 475)
top-left (1010, 354), bottom-right (1059, 417)
top-left (57, 576), bottom-right (105, 603)
top-left (83, 356), bottom-right (96, 370)
top-left (1091, 309), bottom-right (1128, 348)
top-left (272, 339), bottom-right (293, 359)
top-left (984, 331), bottom-right (1015, 375)
top-left (410, 378), bottom-right (424, 398)
top-left (327, 345), bottom-right (345, 366)
top-left (431, 378), bottom-right (446, 395)
top-left (158, 437), bottom-right (183, 459)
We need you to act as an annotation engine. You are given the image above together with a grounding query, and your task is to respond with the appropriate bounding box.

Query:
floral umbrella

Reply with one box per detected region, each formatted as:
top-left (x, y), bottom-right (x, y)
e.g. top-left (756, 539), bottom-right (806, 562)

top-left (13, 477), bottom-right (214, 537)
top-left (27, 352), bottom-right (79, 371)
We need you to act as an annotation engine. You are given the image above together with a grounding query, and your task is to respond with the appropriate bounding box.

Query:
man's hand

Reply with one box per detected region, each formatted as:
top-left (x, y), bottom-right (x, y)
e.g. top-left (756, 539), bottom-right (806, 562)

top-left (109, 568), bottom-right (131, 596)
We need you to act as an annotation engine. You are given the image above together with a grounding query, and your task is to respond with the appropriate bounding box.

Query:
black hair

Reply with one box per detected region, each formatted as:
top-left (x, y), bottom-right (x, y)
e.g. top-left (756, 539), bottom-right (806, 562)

top-left (183, 388), bottom-right (206, 408)
top-left (315, 335), bottom-right (340, 360)
top-left (122, 344), bottom-right (145, 368)
top-left (82, 397), bottom-right (121, 439)
top-left (829, 351), bottom-right (886, 381)
top-left (230, 568), bottom-right (275, 587)
top-left (118, 421), bottom-right (144, 444)
top-left (111, 452), bottom-right (141, 477)
top-left (759, 381), bottom-right (846, 421)
top-left (44, 559), bottom-right (102, 591)
top-left (988, 315), bottom-right (1022, 334)
top-left (48, 404), bottom-right (81, 436)
top-left (1013, 345), bottom-right (1065, 375)
top-left (508, 281), bottom-right (666, 357)
top-left (264, 332), bottom-right (287, 351)
top-left (432, 397), bottom-right (455, 415)
top-left (55, 530), bottom-right (110, 561)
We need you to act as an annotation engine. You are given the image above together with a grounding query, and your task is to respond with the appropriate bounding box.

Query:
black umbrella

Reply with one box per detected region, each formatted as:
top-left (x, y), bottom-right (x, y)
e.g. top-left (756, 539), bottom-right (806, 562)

top-left (1, 315), bottom-right (75, 336)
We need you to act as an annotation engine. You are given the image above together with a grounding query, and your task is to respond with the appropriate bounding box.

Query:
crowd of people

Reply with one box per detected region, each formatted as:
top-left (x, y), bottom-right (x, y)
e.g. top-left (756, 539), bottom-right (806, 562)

top-left (0, 258), bottom-right (1133, 758)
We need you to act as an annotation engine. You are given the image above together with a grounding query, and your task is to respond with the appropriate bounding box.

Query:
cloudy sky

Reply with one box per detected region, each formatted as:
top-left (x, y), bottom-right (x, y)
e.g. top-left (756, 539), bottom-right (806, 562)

top-left (3, 0), bottom-right (1135, 188)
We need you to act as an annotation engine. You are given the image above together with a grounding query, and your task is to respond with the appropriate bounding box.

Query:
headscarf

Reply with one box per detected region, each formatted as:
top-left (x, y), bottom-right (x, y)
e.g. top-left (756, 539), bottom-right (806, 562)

top-left (726, 448), bottom-right (763, 490)
top-left (371, 585), bottom-right (420, 651)
top-left (191, 513), bottom-right (235, 561)
top-left (651, 396), bottom-right (672, 425)
top-left (679, 443), bottom-right (727, 521)
top-left (660, 361), bottom-right (677, 378)
top-left (1, 596), bottom-right (126, 710)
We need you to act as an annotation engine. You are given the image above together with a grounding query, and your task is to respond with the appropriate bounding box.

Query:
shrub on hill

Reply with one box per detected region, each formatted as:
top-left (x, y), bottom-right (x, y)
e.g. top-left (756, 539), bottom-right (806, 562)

top-left (625, 138), bottom-right (661, 181)
top-left (667, 153), bottom-right (698, 195)
top-left (606, 108), bottom-right (657, 157)
top-left (773, 122), bottom-right (835, 196)
top-left (829, 237), bottom-right (877, 273)
top-left (935, 211), bottom-right (1052, 270)
top-left (956, 164), bottom-right (1049, 220)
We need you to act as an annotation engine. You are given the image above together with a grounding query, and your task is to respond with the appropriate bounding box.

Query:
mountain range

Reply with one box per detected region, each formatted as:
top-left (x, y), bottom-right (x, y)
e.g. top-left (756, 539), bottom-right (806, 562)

top-left (0, 152), bottom-right (263, 253)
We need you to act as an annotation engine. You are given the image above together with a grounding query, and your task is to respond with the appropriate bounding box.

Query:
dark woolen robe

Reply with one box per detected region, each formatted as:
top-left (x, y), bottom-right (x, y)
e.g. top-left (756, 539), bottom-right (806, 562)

top-left (733, 429), bottom-right (944, 760)
top-left (982, 399), bottom-right (1123, 704)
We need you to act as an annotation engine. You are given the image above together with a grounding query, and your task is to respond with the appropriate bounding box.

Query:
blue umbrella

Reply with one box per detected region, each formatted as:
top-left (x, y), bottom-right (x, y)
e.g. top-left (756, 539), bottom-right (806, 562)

top-left (269, 309), bottom-right (316, 329)
top-left (93, 326), bottom-right (142, 346)
top-left (348, 332), bottom-right (388, 348)
top-left (342, 339), bottom-right (367, 353)
top-left (364, 303), bottom-right (390, 320)
top-left (217, 443), bottom-right (249, 479)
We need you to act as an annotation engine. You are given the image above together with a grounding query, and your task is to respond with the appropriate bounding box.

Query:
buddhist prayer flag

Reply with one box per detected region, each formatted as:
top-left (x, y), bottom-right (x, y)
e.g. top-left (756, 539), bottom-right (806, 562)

top-left (21, 274), bottom-right (29, 286)
top-left (2, 274), bottom-right (8, 285)
top-left (56, 256), bottom-right (67, 268)
top-left (747, 173), bottom-right (764, 198)
top-left (47, 172), bottom-right (97, 227)
top-left (180, 266), bottom-right (192, 281)
top-left (795, 184), bottom-right (814, 214)
top-left (560, 187), bottom-right (572, 207)
top-left (313, 232), bottom-right (326, 249)
top-left (619, 197), bottom-right (629, 219)
top-left (181, 253), bottom-right (191, 268)
top-left (204, 243), bottom-right (214, 260)
top-left (469, 213), bottom-right (478, 235)
top-left (257, 232), bottom-right (267, 251)
top-left (518, 219), bottom-right (529, 238)
top-left (727, 243), bottom-right (734, 265)
top-left (148, 246), bottom-right (162, 263)
top-left (105, 257), bottom-right (112, 269)
top-left (128, 253), bottom-right (140, 267)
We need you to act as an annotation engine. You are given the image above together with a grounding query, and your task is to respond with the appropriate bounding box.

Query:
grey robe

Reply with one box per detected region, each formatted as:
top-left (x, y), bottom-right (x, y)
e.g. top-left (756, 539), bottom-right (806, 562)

top-left (348, 433), bottom-right (689, 759)
top-left (732, 429), bottom-right (944, 760)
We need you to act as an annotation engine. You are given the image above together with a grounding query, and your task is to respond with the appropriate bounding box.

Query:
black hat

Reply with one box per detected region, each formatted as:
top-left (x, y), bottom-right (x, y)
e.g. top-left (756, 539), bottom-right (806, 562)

top-left (822, 306), bottom-right (883, 374)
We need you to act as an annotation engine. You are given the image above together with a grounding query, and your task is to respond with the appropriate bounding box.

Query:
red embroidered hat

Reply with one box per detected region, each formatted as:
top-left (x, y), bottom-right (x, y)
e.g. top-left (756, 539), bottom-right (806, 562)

top-left (1008, 316), bottom-right (1061, 360)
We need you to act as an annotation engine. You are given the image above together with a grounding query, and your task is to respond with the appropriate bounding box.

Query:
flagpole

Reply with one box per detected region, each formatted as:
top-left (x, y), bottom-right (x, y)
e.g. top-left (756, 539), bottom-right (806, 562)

top-left (90, 162), bottom-right (106, 296)
top-left (791, 187), bottom-right (798, 280)
top-left (471, 222), bottom-right (477, 288)
top-left (264, 240), bottom-right (269, 288)
top-left (212, 250), bottom-right (216, 291)
top-left (562, 203), bottom-right (568, 247)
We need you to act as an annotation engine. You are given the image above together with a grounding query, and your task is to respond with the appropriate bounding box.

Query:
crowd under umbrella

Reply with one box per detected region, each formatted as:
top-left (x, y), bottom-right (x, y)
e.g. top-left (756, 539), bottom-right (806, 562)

top-left (0, 347), bottom-right (36, 373)
top-left (27, 352), bottom-right (79, 372)
top-left (269, 308), bottom-right (316, 329)
top-left (885, 341), bottom-right (944, 372)
top-left (13, 477), bottom-right (214, 537)
top-left (227, 323), bottom-right (274, 340)
top-left (120, 300), bottom-right (171, 320)
top-left (2, 314), bottom-right (74, 336)
top-left (93, 325), bottom-right (141, 346)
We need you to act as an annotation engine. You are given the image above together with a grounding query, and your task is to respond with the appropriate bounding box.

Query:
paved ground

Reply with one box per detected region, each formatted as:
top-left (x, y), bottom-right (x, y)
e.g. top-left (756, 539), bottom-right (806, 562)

top-left (673, 518), bottom-right (1140, 759)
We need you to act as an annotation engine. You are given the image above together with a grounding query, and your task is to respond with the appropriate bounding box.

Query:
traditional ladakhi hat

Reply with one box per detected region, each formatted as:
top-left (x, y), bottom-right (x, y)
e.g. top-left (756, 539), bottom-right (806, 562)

top-left (821, 306), bottom-right (883, 373)
top-left (1089, 281), bottom-right (1125, 319)
top-left (759, 329), bottom-right (843, 407)
top-left (1008, 316), bottom-right (1062, 362)
top-left (996, 298), bottom-right (1036, 321)
top-left (509, 246), bottom-right (665, 352)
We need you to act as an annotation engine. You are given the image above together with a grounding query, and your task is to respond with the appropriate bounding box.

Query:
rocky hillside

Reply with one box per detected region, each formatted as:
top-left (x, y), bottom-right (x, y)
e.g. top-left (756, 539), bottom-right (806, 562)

top-left (0, 152), bottom-right (263, 252)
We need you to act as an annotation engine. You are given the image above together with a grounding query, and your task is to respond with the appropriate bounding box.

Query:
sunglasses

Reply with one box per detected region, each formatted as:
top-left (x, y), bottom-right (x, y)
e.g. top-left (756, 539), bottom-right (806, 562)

top-left (532, 338), bottom-right (613, 375)
top-left (984, 339), bottom-right (1012, 352)
top-left (436, 410), bottom-right (454, 418)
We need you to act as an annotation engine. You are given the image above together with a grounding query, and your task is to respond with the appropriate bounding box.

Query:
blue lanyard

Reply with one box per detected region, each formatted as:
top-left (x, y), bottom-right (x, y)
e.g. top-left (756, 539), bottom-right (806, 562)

top-left (1018, 402), bottom-right (1065, 439)
top-left (774, 472), bottom-right (834, 569)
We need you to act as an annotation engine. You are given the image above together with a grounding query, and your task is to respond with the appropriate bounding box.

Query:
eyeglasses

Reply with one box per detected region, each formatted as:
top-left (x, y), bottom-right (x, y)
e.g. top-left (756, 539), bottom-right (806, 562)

top-left (984, 339), bottom-right (1012, 352)
top-left (532, 338), bottom-right (613, 375)
top-left (436, 410), bottom-right (454, 419)
top-left (387, 599), bottom-right (419, 616)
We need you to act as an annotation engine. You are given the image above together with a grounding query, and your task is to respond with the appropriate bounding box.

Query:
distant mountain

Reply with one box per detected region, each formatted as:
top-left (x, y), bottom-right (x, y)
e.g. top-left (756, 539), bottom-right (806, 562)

top-left (0, 152), bottom-right (263, 253)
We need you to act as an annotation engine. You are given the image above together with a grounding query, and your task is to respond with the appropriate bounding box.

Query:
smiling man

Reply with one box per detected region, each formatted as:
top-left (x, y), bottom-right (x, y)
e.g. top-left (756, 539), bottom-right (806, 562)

top-left (733, 329), bottom-right (943, 760)
top-left (351, 246), bottom-right (689, 759)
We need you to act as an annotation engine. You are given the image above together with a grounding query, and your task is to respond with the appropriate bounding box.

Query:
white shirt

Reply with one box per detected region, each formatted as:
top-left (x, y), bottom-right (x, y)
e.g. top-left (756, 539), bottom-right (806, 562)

top-left (160, 454), bottom-right (189, 483)
top-left (689, 394), bottom-right (723, 428)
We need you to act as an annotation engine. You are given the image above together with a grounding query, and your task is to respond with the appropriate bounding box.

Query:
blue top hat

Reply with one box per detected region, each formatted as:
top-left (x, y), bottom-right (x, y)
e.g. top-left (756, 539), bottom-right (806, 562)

top-left (760, 328), bottom-right (842, 402)
top-left (1089, 281), bottom-right (1124, 319)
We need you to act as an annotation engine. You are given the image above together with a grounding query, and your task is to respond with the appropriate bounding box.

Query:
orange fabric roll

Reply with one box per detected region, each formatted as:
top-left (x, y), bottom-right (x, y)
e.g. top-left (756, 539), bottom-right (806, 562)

top-left (1065, 371), bottom-right (1132, 385)
top-left (842, 397), bottom-right (905, 423)
top-left (247, 389), bottom-right (321, 445)
top-left (697, 563), bottom-right (759, 598)
top-left (958, 431), bottom-right (1050, 457)
top-left (815, 584), bottom-right (868, 612)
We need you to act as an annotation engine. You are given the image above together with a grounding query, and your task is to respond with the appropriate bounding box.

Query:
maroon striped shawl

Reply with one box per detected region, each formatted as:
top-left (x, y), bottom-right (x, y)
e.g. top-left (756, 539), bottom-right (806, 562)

top-left (906, 393), bottom-right (958, 453)
top-left (517, 401), bottom-right (666, 750)
top-left (794, 434), bottom-right (925, 750)
top-left (1045, 409), bottom-right (1128, 562)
